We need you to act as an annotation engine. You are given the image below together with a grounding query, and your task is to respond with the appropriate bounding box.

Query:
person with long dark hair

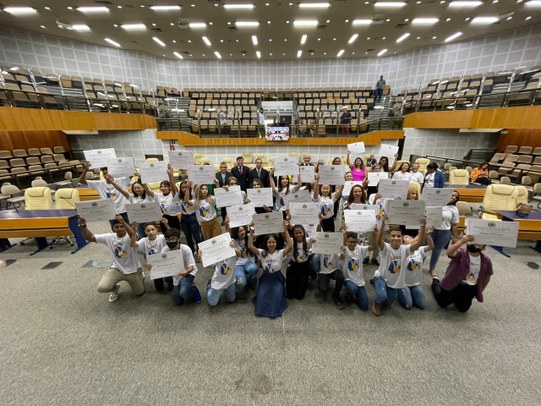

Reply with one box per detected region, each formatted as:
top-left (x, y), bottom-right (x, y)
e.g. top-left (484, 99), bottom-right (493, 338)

top-left (286, 225), bottom-right (315, 300)
top-left (178, 180), bottom-right (203, 254)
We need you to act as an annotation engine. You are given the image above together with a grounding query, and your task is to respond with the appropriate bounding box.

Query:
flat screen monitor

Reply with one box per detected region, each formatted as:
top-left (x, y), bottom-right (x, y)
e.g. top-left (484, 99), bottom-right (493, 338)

top-left (266, 126), bottom-right (289, 141)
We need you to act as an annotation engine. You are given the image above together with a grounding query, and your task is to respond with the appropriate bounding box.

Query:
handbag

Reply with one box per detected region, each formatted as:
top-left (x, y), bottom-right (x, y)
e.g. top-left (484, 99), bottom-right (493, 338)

top-left (515, 203), bottom-right (533, 216)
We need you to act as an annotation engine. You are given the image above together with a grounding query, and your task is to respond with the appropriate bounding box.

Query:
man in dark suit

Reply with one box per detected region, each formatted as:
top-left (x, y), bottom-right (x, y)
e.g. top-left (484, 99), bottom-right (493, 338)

top-left (248, 158), bottom-right (270, 187)
top-left (215, 161), bottom-right (233, 187)
top-left (231, 156), bottom-right (250, 191)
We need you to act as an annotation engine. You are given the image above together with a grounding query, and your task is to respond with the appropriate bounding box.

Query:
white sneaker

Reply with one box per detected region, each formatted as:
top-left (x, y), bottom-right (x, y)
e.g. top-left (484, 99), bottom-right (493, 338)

top-left (109, 284), bottom-right (120, 303)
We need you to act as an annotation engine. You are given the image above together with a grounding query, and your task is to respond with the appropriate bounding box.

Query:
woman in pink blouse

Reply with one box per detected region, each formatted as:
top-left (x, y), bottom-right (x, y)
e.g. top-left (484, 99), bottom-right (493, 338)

top-left (347, 153), bottom-right (366, 182)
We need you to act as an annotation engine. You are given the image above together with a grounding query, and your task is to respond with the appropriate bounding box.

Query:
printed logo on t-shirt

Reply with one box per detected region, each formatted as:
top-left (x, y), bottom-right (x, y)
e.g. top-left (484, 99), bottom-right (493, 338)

top-left (406, 256), bottom-right (420, 272)
top-left (220, 262), bottom-right (231, 275)
top-left (263, 260), bottom-right (274, 273)
top-left (199, 205), bottom-right (210, 217)
top-left (388, 258), bottom-right (400, 274)
top-left (466, 271), bottom-right (478, 283)
top-left (323, 255), bottom-right (334, 269)
top-left (348, 258), bottom-right (359, 272)
top-left (114, 245), bottom-right (126, 259)
top-left (320, 204), bottom-right (332, 217)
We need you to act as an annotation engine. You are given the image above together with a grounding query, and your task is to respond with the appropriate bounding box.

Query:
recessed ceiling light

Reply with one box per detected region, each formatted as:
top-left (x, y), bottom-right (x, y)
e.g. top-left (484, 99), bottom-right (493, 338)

top-left (191, 4), bottom-right (196, 7)
top-left (471, 16), bottom-right (499, 24)
top-left (44, 6), bottom-right (51, 11)
top-left (386, 18), bottom-right (391, 22)
top-left (525, 15), bottom-right (532, 19)
top-left (224, 4), bottom-right (255, 9)
top-left (326, 19), bottom-right (330, 23)
top-left (188, 40), bottom-right (192, 43)
top-left (416, 36), bottom-right (421, 39)
top-left (367, 37), bottom-right (371, 39)
top-left (333, 37), bottom-right (336, 41)
top-left (284, 38), bottom-right (288, 41)
top-left (3, 6), bottom-right (38, 15)
top-left (301, 34), bottom-right (308, 44)
top-left (104, 38), bottom-right (121, 47)
top-left (297, 50), bottom-right (303, 57)
top-left (299, 3), bottom-right (331, 8)
top-left (256, 50), bottom-right (262, 58)
top-left (411, 17), bottom-right (439, 24)
top-left (293, 20), bottom-right (319, 27)
top-left (404, 18), bottom-right (409, 22)
top-left (220, 39), bottom-right (224, 42)
top-left (448, 1), bottom-right (482, 7)
top-left (432, 35), bottom-right (437, 39)
top-left (77, 6), bottom-right (109, 13)
top-left (117, 5), bottom-right (123, 9)
top-left (337, 49), bottom-right (345, 57)
top-left (266, 2), bottom-right (270, 5)
top-left (270, 52), bottom-right (273, 55)
top-left (352, 19), bottom-right (372, 25)
top-left (170, 22), bottom-right (175, 26)
top-left (40, 25), bottom-right (46, 29)
top-left (374, 2), bottom-right (406, 7)
top-left (235, 21), bottom-right (260, 27)
top-left (444, 31), bottom-right (462, 42)
top-left (252, 35), bottom-right (258, 45)
top-left (236, 39), bottom-right (239, 42)
top-left (377, 49), bottom-right (388, 56)
top-left (286, 20), bottom-right (290, 23)
top-left (269, 38), bottom-right (272, 41)
top-left (172, 40), bottom-right (176, 43)
top-left (324, 52), bottom-right (327, 55)
top-left (174, 52), bottom-right (183, 59)
top-left (345, 19), bottom-right (349, 22)
top-left (352, 52), bottom-right (355, 55)
top-left (267, 20), bottom-right (271, 24)
top-left (202, 36), bottom-right (212, 46)
top-left (396, 32), bottom-right (410, 43)
top-left (283, 52), bottom-right (286, 55)
top-left (121, 23), bottom-right (147, 30)
top-left (446, 18), bottom-right (451, 21)
top-left (348, 34), bottom-right (359, 44)
top-left (152, 23), bottom-right (157, 27)
top-left (202, 54), bottom-right (206, 56)
top-left (150, 5), bottom-right (181, 11)
top-left (71, 24), bottom-right (91, 32)
top-left (382, 36), bottom-right (386, 39)
top-left (189, 22), bottom-right (207, 28)
top-left (214, 51), bottom-right (222, 59)
top-left (317, 37), bottom-right (321, 41)
top-left (153, 37), bottom-right (166, 47)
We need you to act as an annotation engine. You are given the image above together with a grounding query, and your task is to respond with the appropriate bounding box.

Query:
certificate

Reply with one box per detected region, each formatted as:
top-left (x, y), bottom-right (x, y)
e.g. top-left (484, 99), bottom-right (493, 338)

top-left (367, 172), bottom-right (389, 187)
top-left (290, 202), bottom-right (320, 226)
top-left (106, 157), bottom-right (135, 178)
top-left (425, 206), bottom-right (443, 228)
top-left (344, 209), bottom-right (377, 233)
top-left (84, 148), bottom-right (116, 168)
top-left (465, 219), bottom-right (519, 248)
top-left (126, 202), bottom-right (163, 223)
top-left (347, 141), bottom-right (365, 154)
top-left (247, 187), bottom-right (273, 207)
top-left (147, 250), bottom-right (183, 280)
top-left (253, 212), bottom-right (285, 236)
top-left (198, 232), bottom-right (236, 268)
top-left (312, 232), bottom-right (344, 255)
top-left (421, 188), bottom-right (454, 207)
top-left (378, 144), bottom-right (399, 160)
top-left (299, 165), bottom-right (315, 183)
top-left (76, 199), bottom-right (116, 221)
top-left (169, 150), bottom-right (194, 169)
top-left (386, 200), bottom-right (426, 226)
top-left (274, 156), bottom-right (300, 177)
top-left (350, 204), bottom-right (380, 214)
top-left (139, 161), bottom-right (168, 184)
top-left (226, 203), bottom-right (255, 228)
top-left (188, 165), bottom-right (216, 184)
top-left (283, 189), bottom-right (312, 208)
top-left (318, 165), bottom-right (346, 185)
top-left (378, 179), bottom-right (409, 199)
top-left (215, 185), bottom-right (243, 208)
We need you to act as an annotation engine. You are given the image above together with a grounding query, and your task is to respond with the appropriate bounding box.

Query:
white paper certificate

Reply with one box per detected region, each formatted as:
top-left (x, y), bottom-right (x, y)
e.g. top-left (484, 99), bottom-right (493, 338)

top-left (378, 144), bottom-right (399, 160)
top-left (253, 212), bottom-right (284, 236)
top-left (188, 165), bottom-right (216, 184)
top-left (274, 157), bottom-right (300, 177)
top-left (350, 204), bottom-right (380, 214)
top-left (465, 218), bottom-right (519, 248)
top-left (312, 232), bottom-right (344, 255)
top-left (139, 161), bottom-right (168, 184)
top-left (215, 185), bottom-right (243, 208)
top-left (247, 187), bottom-right (273, 207)
top-left (367, 172), bottom-right (389, 187)
top-left (283, 189), bottom-right (312, 209)
top-left (198, 232), bottom-right (236, 268)
top-left (378, 179), bottom-right (409, 199)
top-left (126, 202), bottom-right (163, 223)
top-left (299, 165), bottom-right (316, 183)
top-left (421, 188), bottom-right (454, 207)
top-left (347, 141), bottom-right (365, 154)
top-left (106, 157), bottom-right (135, 178)
top-left (169, 151), bottom-right (194, 169)
top-left (318, 165), bottom-right (346, 185)
top-left (425, 206), bottom-right (443, 228)
top-left (147, 250), bottom-right (183, 280)
top-left (344, 209), bottom-right (377, 233)
top-left (75, 199), bottom-right (116, 221)
top-left (84, 148), bottom-right (116, 168)
top-left (226, 203), bottom-right (255, 228)
top-left (290, 202), bottom-right (320, 226)
top-left (386, 200), bottom-right (426, 226)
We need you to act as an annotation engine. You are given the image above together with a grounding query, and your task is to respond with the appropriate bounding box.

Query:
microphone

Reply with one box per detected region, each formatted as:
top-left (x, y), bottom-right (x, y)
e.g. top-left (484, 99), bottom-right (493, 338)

top-left (59, 196), bottom-right (77, 209)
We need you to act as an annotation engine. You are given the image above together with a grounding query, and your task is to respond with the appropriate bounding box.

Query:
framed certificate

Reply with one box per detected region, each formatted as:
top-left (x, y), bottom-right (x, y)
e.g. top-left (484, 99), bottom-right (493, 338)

top-left (106, 157), bottom-right (135, 178)
top-left (198, 232), bottom-right (236, 268)
top-left (188, 165), bottom-right (216, 184)
top-left (465, 218), bottom-right (519, 248)
top-left (76, 199), bottom-right (116, 221)
top-left (318, 165), bottom-right (346, 185)
top-left (290, 202), bottom-right (320, 226)
top-left (312, 232), bottom-right (343, 255)
top-left (139, 161), bottom-right (168, 184)
top-left (83, 148), bottom-right (116, 168)
top-left (378, 179), bottom-right (409, 199)
top-left (169, 151), bottom-right (194, 169)
top-left (253, 212), bottom-right (285, 236)
top-left (226, 203), bottom-right (255, 228)
top-left (147, 250), bottom-right (183, 280)
top-left (386, 200), bottom-right (426, 226)
top-left (126, 202), bottom-right (163, 223)
top-left (215, 185), bottom-right (243, 208)
top-left (247, 187), bottom-right (273, 207)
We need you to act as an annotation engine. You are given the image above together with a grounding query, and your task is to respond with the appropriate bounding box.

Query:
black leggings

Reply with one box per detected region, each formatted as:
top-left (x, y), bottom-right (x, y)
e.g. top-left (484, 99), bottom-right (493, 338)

top-left (317, 269), bottom-right (345, 300)
top-left (286, 261), bottom-right (310, 300)
top-left (431, 279), bottom-right (477, 312)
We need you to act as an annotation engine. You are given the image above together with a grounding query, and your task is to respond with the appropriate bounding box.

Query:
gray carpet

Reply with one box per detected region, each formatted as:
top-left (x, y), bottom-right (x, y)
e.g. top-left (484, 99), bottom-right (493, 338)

top-left (1, 225), bottom-right (540, 405)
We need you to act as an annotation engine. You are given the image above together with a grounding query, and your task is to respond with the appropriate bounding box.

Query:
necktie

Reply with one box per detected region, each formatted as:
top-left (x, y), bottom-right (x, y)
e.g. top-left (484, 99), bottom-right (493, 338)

top-left (239, 166), bottom-right (243, 174)
top-left (257, 169), bottom-right (261, 177)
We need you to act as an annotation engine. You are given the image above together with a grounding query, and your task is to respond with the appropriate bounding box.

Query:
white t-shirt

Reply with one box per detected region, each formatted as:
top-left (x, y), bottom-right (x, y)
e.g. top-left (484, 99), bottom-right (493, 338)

top-left (392, 171), bottom-right (412, 182)
top-left (161, 244), bottom-right (198, 286)
top-left (375, 242), bottom-right (411, 289)
top-left (234, 238), bottom-right (254, 266)
top-left (463, 254), bottom-right (481, 285)
top-left (437, 205), bottom-right (460, 231)
top-left (258, 249), bottom-right (285, 274)
top-left (211, 257), bottom-right (237, 290)
top-left (316, 193), bottom-right (337, 219)
top-left (290, 239), bottom-right (312, 263)
top-left (136, 234), bottom-right (167, 257)
top-left (129, 193), bottom-right (155, 204)
top-left (319, 253), bottom-right (340, 275)
top-left (404, 246), bottom-right (428, 286)
top-left (274, 186), bottom-right (296, 211)
top-left (410, 171), bottom-right (424, 184)
top-left (424, 173), bottom-right (435, 188)
top-left (155, 192), bottom-right (180, 216)
top-left (342, 245), bottom-right (370, 287)
top-left (95, 232), bottom-right (140, 274)
top-left (195, 198), bottom-right (217, 223)
top-left (87, 178), bottom-right (130, 214)
top-left (178, 199), bottom-right (195, 215)
top-left (302, 224), bottom-right (319, 240)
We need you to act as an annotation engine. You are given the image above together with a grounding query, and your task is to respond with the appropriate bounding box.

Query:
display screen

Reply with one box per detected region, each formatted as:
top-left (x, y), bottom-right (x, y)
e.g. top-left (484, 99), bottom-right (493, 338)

top-left (266, 126), bottom-right (290, 141)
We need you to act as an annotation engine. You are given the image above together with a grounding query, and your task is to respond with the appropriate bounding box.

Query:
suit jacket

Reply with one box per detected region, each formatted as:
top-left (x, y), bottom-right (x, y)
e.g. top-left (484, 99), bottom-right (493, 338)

top-left (249, 167), bottom-right (270, 188)
top-left (215, 171), bottom-right (233, 187)
top-left (231, 165), bottom-right (250, 191)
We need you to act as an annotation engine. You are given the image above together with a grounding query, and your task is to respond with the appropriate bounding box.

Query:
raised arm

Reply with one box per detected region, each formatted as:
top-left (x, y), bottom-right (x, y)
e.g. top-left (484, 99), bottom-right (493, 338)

top-left (312, 173), bottom-right (320, 199)
top-left (389, 154), bottom-right (398, 173)
top-left (247, 228), bottom-right (260, 257)
top-left (409, 217), bottom-right (426, 252)
top-left (447, 235), bottom-right (473, 258)
top-left (77, 217), bottom-right (96, 242)
top-left (116, 214), bottom-right (137, 246)
top-left (143, 182), bottom-right (155, 198)
top-left (282, 220), bottom-right (293, 256)
top-left (333, 184), bottom-right (344, 201)
top-left (167, 165), bottom-right (178, 196)
top-left (292, 174), bottom-right (302, 192)
top-left (269, 170), bottom-right (277, 194)
top-left (347, 152), bottom-right (352, 168)
top-left (424, 229), bottom-right (434, 252)
top-left (105, 174), bottom-right (130, 199)
top-left (78, 162), bottom-right (90, 185)
top-left (375, 214), bottom-right (387, 251)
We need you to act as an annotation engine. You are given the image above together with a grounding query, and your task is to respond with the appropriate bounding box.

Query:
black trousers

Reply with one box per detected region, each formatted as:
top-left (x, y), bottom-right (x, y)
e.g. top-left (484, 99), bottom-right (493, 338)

top-left (318, 269), bottom-right (345, 300)
top-left (321, 217), bottom-right (335, 232)
top-left (286, 261), bottom-right (310, 300)
top-left (431, 279), bottom-right (476, 313)
top-left (161, 214), bottom-right (181, 233)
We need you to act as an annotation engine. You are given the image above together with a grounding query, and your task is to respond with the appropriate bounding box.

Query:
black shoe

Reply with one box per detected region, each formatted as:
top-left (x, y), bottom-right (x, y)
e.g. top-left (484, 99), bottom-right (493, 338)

top-left (369, 277), bottom-right (375, 285)
top-left (334, 300), bottom-right (344, 310)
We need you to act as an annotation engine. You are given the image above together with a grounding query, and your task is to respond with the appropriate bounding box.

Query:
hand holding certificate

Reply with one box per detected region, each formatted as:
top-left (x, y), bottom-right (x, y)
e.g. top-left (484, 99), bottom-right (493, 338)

top-left (253, 212), bottom-right (285, 236)
top-left (367, 172), bottom-right (389, 187)
top-left (126, 202), bottom-right (163, 223)
top-left (139, 161), bottom-right (168, 184)
top-left (147, 250), bottom-right (183, 280)
top-left (169, 150), bottom-right (194, 169)
top-left (106, 157), bottom-right (135, 178)
top-left (215, 185), bottom-right (243, 208)
top-left (386, 200), bottom-right (426, 226)
top-left (347, 141), bottom-right (365, 154)
top-left (247, 187), bottom-right (273, 207)
top-left (312, 232), bottom-right (343, 255)
top-left (76, 199), bottom-right (116, 221)
top-left (188, 165), bottom-right (216, 184)
top-left (226, 203), bottom-right (255, 228)
top-left (299, 165), bottom-right (315, 183)
top-left (425, 206), bottom-right (443, 228)
top-left (283, 189), bottom-right (312, 208)
top-left (378, 144), bottom-right (399, 161)
top-left (198, 232), bottom-right (236, 268)
top-left (465, 218), bottom-right (519, 248)
top-left (290, 202), bottom-right (320, 226)
top-left (83, 148), bottom-right (116, 168)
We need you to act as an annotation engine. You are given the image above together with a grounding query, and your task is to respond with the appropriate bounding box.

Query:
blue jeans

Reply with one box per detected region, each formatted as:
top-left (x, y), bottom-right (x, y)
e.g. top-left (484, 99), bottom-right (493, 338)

top-left (398, 285), bottom-right (427, 310)
top-left (345, 281), bottom-right (369, 310)
top-left (430, 229), bottom-right (452, 271)
top-left (235, 262), bottom-right (259, 289)
top-left (311, 254), bottom-right (321, 273)
top-left (180, 213), bottom-right (203, 253)
top-left (207, 283), bottom-right (236, 306)
top-left (172, 274), bottom-right (195, 305)
top-left (374, 276), bottom-right (398, 307)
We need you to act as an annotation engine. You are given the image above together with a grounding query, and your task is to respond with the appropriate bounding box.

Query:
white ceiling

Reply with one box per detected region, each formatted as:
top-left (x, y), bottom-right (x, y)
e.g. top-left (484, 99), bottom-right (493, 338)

top-left (0, 1), bottom-right (538, 61)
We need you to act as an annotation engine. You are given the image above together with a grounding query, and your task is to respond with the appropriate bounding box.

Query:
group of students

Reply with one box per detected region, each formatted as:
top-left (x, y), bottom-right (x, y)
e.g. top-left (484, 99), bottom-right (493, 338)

top-left (76, 151), bottom-right (493, 318)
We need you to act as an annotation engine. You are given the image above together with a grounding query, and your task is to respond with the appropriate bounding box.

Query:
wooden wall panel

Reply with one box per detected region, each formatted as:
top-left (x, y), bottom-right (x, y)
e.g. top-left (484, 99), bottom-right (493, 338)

top-left (0, 130), bottom-right (69, 151)
top-left (496, 129), bottom-right (541, 151)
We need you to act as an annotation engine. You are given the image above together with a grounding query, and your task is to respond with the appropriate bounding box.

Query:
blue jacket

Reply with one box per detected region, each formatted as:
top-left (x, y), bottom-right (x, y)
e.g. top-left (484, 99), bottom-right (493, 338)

top-left (434, 170), bottom-right (445, 188)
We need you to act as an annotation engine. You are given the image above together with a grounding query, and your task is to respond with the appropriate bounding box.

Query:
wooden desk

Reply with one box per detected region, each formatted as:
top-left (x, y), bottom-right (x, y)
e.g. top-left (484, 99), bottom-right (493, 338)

top-left (446, 184), bottom-right (487, 203)
top-left (497, 210), bottom-right (541, 253)
top-left (77, 187), bottom-right (100, 201)
top-left (0, 209), bottom-right (87, 255)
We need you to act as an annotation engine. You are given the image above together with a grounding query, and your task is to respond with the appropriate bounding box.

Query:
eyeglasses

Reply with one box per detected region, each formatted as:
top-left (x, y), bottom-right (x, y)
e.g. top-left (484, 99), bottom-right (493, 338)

top-left (166, 238), bottom-right (179, 243)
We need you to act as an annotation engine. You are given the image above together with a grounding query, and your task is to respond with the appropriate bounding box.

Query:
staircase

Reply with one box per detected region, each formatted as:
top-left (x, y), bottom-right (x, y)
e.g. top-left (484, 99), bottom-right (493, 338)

top-left (478, 81), bottom-right (526, 108)
top-left (367, 96), bottom-right (393, 130)
top-left (157, 97), bottom-right (192, 131)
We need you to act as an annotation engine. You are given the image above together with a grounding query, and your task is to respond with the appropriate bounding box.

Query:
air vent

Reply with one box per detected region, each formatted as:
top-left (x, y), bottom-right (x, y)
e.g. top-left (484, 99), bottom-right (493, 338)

top-left (95, 0), bottom-right (115, 4)
top-left (151, 27), bottom-right (162, 32)
top-left (317, 24), bottom-right (327, 29)
top-left (395, 23), bottom-right (408, 28)
top-left (228, 26), bottom-right (238, 30)
top-left (366, 48), bottom-right (375, 52)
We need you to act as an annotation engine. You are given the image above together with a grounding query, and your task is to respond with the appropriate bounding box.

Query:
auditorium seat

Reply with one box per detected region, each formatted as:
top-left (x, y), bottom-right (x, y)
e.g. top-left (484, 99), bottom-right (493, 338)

top-left (12, 149), bottom-right (28, 158)
top-left (504, 145), bottom-right (518, 154)
top-left (449, 169), bottom-right (470, 185)
top-left (533, 147), bottom-right (541, 156)
top-left (481, 184), bottom-right (516, 220)
top-left (1, 183), bottom-right (25, 209)
top-left (55, 188), bottom-right (80, 209)
top-left (0, 150), bottom-right (13, 160)
top-left (24, 186), bottom-right (53, 210)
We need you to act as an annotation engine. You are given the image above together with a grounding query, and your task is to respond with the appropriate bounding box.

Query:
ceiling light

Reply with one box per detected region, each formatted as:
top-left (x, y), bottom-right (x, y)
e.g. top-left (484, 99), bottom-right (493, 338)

top-left (525, 15), bottom-right (532, 19)
top-left (396, 32), bottom-right (410, 42)
top-left (40, 25), bottom-right (46, 29)
top-left (77, 6), bottom-right (109, 13)
top-left (174, 52), bottom-right (183, 59)
top-left (374, 2), bottom-right (406, 7)
top-left (214, 51), bottom-right (222, 59)
top-left (293, 20), bottom-right (319, 27)
top-left (337, 49), bottom-right (345, 57)
top-left (297, 50), bottom-right (303, 57)
top-left (525, 0), bottom-right (541, 5)
top-left (448, 1), bottom-right (482, 7)
top-left (377, 49), bottom-right (388, 56)
top-left (71, 24), bottom-right (91, 32)
top-left (444, 31), bottom-right (462, 42)
top-left (269, 38), bottom-right (272, 41)
top-left (301, 34), bottom-right (308, 44)
top-left (235, 21), bottom-right (260, 27)
top-left (191, 4), bottom-right (196, 6)
top-left (153, 37), bottom-right (166, 47)
top-left (471, 16), bottom-right (499, 24)
top-left (202, 36), bottom-right (212, 46)
top-left (252, 35), bottom-right (258, 45)
top-left (348, 34), bottom-right (359, 44)
top-left (172, 40), bottom-right (176, 43)
top-left (352, 19), bottom-right (372, 25)
top-left (299, 2), bottom-right (330, 8)
top-left (150, 5), bottom-right (181, 11)
top-left (3, 7), bottom-right (38, 15)
top-left (267, 20), bottom-right (271, 24)
top-left (189, 22), bottom-right (207, 28)
top-left (44, 7), bottom-right (51, 11)
top-left (256, 51), bottom-right (261, 58)
top-left (121, 24), bottom-right (147, 30)
top-left (224, 4), bottom-right (255, 9)
top-left (411, 17), bottom-right (439, 24)
top-left (104, 38), bottom-right (121, 47)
